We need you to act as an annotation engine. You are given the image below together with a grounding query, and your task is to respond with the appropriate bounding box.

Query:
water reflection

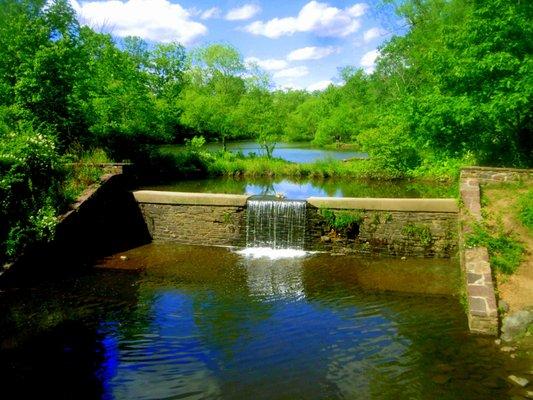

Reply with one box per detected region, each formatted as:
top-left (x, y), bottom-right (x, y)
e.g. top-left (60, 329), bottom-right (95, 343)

top-left (0, 244), bottom-right (528, 400)
top-left (242, 256), bottom-right (306, 300)
top-left (142, 177), bottom-right (458, 200)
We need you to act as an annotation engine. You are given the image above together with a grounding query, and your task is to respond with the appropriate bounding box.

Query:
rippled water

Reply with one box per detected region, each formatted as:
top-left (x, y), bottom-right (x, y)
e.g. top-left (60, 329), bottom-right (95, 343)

top-left (0, 244), bottom-right (528, 399)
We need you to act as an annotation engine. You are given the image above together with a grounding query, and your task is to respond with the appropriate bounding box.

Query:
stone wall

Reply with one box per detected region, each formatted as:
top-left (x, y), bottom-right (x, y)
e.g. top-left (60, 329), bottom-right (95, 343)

top-left (459, 174), bottom-right (499, 335)
top-left (2, 167), bottom-right (150, 282)
top-left (133, 191), bottom-right (247, 247)
top-left (305, 198), bottom-right (458, 258)
top-left (134, 192), bottom-right (459, 258)
top-left (461, 166), bottom-right (533, 183)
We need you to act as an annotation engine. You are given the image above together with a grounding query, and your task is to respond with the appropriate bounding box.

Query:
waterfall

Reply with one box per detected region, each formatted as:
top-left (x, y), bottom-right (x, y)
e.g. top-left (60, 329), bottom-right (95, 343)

top-left (242, 197), bottom-right (307, 257)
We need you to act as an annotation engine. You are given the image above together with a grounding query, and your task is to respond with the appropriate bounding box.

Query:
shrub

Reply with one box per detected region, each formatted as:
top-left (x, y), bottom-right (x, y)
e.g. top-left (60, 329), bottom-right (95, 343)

top-left (320, 208), bottom-right (364, 237)
top-left (0, 126), bottom-right (63, 262)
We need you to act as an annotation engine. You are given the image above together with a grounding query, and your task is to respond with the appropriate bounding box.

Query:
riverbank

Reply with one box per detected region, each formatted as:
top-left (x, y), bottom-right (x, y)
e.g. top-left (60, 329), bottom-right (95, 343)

top-left (154, 145), bottom-right (463, 182)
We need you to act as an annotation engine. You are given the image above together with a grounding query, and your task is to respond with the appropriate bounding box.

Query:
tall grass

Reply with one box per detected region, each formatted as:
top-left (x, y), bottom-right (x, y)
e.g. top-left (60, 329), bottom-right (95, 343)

top-left (206, 152), bottom-right (460, 181)
top-left (62, 149), bottom-right (112, 205)
top-left (517, 189), bottom-right (533, 232)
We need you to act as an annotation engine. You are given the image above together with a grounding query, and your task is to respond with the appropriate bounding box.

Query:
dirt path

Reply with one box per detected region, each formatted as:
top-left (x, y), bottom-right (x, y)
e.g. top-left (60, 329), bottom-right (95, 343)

top-left (483, 186), bottom-right (533, 313)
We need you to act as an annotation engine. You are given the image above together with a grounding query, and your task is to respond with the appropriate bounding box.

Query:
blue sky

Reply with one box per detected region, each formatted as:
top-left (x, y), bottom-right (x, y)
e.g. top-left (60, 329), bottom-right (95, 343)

top-left (70, 0), bottom-right (406, 90)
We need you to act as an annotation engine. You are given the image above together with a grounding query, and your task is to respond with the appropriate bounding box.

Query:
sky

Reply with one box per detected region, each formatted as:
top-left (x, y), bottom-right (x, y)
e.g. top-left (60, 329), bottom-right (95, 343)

top-left (69, 0), bottom-right (407, 91)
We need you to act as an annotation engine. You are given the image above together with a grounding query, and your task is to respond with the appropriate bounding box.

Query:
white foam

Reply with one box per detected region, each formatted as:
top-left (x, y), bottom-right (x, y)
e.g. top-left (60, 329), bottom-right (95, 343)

top-left (236, 247), bottom-right (308, 260)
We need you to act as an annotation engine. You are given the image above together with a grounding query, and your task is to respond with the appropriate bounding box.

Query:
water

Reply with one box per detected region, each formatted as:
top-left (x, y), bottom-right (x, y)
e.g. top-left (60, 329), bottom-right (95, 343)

top-left (141, 177), bottom-right (458, 200)
top-left (244, 197), bottom-right (307, 251)
top-left (0, 244), bottom-right (530, 399)
top-left (162, 141), bottom-right (367, 163)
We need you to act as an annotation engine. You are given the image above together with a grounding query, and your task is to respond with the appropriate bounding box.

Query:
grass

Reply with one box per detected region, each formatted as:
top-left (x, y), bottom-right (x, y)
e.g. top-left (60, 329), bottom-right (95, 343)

top-left (62, 149), bottom-right (112, 205)
top-left (465, 222), bottom-right (524, 275)
top-left (517, 189), bottom-right (533, 232)
top-left (205, 152), bottom-right (461, 182)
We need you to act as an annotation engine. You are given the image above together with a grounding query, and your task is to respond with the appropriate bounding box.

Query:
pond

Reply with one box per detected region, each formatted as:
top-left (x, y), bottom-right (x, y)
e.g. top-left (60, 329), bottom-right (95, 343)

top-left (0, 243), bottom-right (527, 399)
top-left (141, 177), bottom-right (458, 199)
top-left (161, 141), bottom-right (367, 163)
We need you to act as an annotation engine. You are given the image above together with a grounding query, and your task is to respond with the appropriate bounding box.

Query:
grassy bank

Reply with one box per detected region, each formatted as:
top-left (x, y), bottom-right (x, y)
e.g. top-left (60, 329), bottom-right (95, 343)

top-left (466, 183), bottom-right (530, 275)
top-left (157, 147), bottom-right (463, 182)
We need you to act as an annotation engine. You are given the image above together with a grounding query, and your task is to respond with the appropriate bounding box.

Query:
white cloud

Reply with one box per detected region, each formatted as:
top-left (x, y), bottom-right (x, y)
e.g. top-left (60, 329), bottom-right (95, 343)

top-left (201, 7), bottom-right (220, 20)
top-left (70, 0), bottom-right (207, 45)
top-left (226, 4), bottom-right (261, 21)
top-left (245, 1), bottom-right (368, 39)
top-left (279, 82), bottom-right (303, 91)
top-left (273, 66), bottom-right (309, 79)
top-left (363, 27), bottom-right (387, 42)
top-left (360, 49), bottom-right (380, 73)
top-left (245, 57), bottom-right (288, 71)
top-left (307, 80), bottom-right (333, 91)
top-left (346, 3), bottom-right (367, 17)
top-left (287, 46), bottom-right (338, 61)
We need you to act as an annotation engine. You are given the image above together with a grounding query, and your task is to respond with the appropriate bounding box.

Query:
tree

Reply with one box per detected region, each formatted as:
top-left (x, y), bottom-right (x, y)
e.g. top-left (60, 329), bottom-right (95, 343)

top-left (180, 44), bottom-right (247, 148)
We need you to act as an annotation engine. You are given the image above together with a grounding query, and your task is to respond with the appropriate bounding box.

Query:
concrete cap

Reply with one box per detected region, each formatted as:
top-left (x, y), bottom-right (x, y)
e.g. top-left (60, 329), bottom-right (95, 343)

top-left (133, 191), bottom-right (249, 207)
top-left (306, 197), bottom-right (458, 213)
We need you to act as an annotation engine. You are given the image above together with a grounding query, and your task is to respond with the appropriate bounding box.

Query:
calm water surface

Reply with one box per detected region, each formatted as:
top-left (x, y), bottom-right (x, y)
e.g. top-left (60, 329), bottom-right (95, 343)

top-left (141, 177), bottom-right (457, 199)
top-left (0, 244), bottom-right (528, 399)
top-left (162, 141), bottom-right (367, 163)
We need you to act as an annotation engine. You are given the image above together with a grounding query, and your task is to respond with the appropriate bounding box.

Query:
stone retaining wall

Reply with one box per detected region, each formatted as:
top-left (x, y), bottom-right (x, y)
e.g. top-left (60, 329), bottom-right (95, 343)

top-left (1, 167), bottom-right (149, 282)
top-left (133, 191), bottom-right (459, 258)
top-left (461, 166), bottom-right (533, 183)
top-left (133, 191), bottom-right (247, 247)
top-left (459, 176), bottom-right (498, 335)
top-left (306, 198), bottom-right (458, 258)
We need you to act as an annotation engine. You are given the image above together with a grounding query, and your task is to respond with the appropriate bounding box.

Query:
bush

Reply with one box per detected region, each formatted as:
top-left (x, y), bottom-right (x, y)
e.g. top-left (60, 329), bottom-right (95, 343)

top-left (358, 118), bottom-right (421, 178)
top-left (133, 145), bottom-right (208, 183)
top-left (0, 127), bottom-right (63, 262)
top-left (320, 208), bottom-right (364, 236)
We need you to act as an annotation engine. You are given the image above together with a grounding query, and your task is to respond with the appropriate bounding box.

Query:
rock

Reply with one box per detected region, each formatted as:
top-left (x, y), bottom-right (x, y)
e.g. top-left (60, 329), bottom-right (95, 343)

top-left (508, 375), bottom-right (530, 387)
top-left (120, 255), bottom-right (128, 261)
top-left (495, 339), bottom-right (502, 345)
top-left (320, 236), bottom-right (331, 243)
top-left (401, 256), bottom-right (407, 260)
top-left (501, 346), bottom-right (516, 352)
top-left (501, 310), bottom-right (533, 342)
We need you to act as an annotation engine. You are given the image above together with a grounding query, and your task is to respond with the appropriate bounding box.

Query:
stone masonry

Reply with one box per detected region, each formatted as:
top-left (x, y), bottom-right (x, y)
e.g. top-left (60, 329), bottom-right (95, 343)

top-left (306, 207), bottom-right (458, 258)
top-left (138, 203), bottom-right (246, 246)
top-left (133, 192), bottom-right (459, 258)
top-left (458, 166), bottom-right (532, 335)
top-left (134, 191), bottom-right (247, 247)
top-left (461, 166), bottom-right (533, 184)
top-left (460, 176), bottom-right (498, 335)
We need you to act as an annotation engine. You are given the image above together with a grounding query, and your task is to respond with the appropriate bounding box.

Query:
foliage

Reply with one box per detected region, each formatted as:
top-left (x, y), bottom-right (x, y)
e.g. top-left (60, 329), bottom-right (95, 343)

top-left (132, 145), bottom-right (208, 184)
top-left (320, 208), bottom-right (364, 233)
top-left (0, 0), bottom-right (532, 262)
top-left (402, 224), bottom-right (433, 247)
top-left (61, 148), bottom-right (111, 204)
top-left (0, 125), bottom-right (63, 262)
top-left (517, 189), bottom-right (533, 232)
top-left (465, 223), bottom-right (524, 275)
